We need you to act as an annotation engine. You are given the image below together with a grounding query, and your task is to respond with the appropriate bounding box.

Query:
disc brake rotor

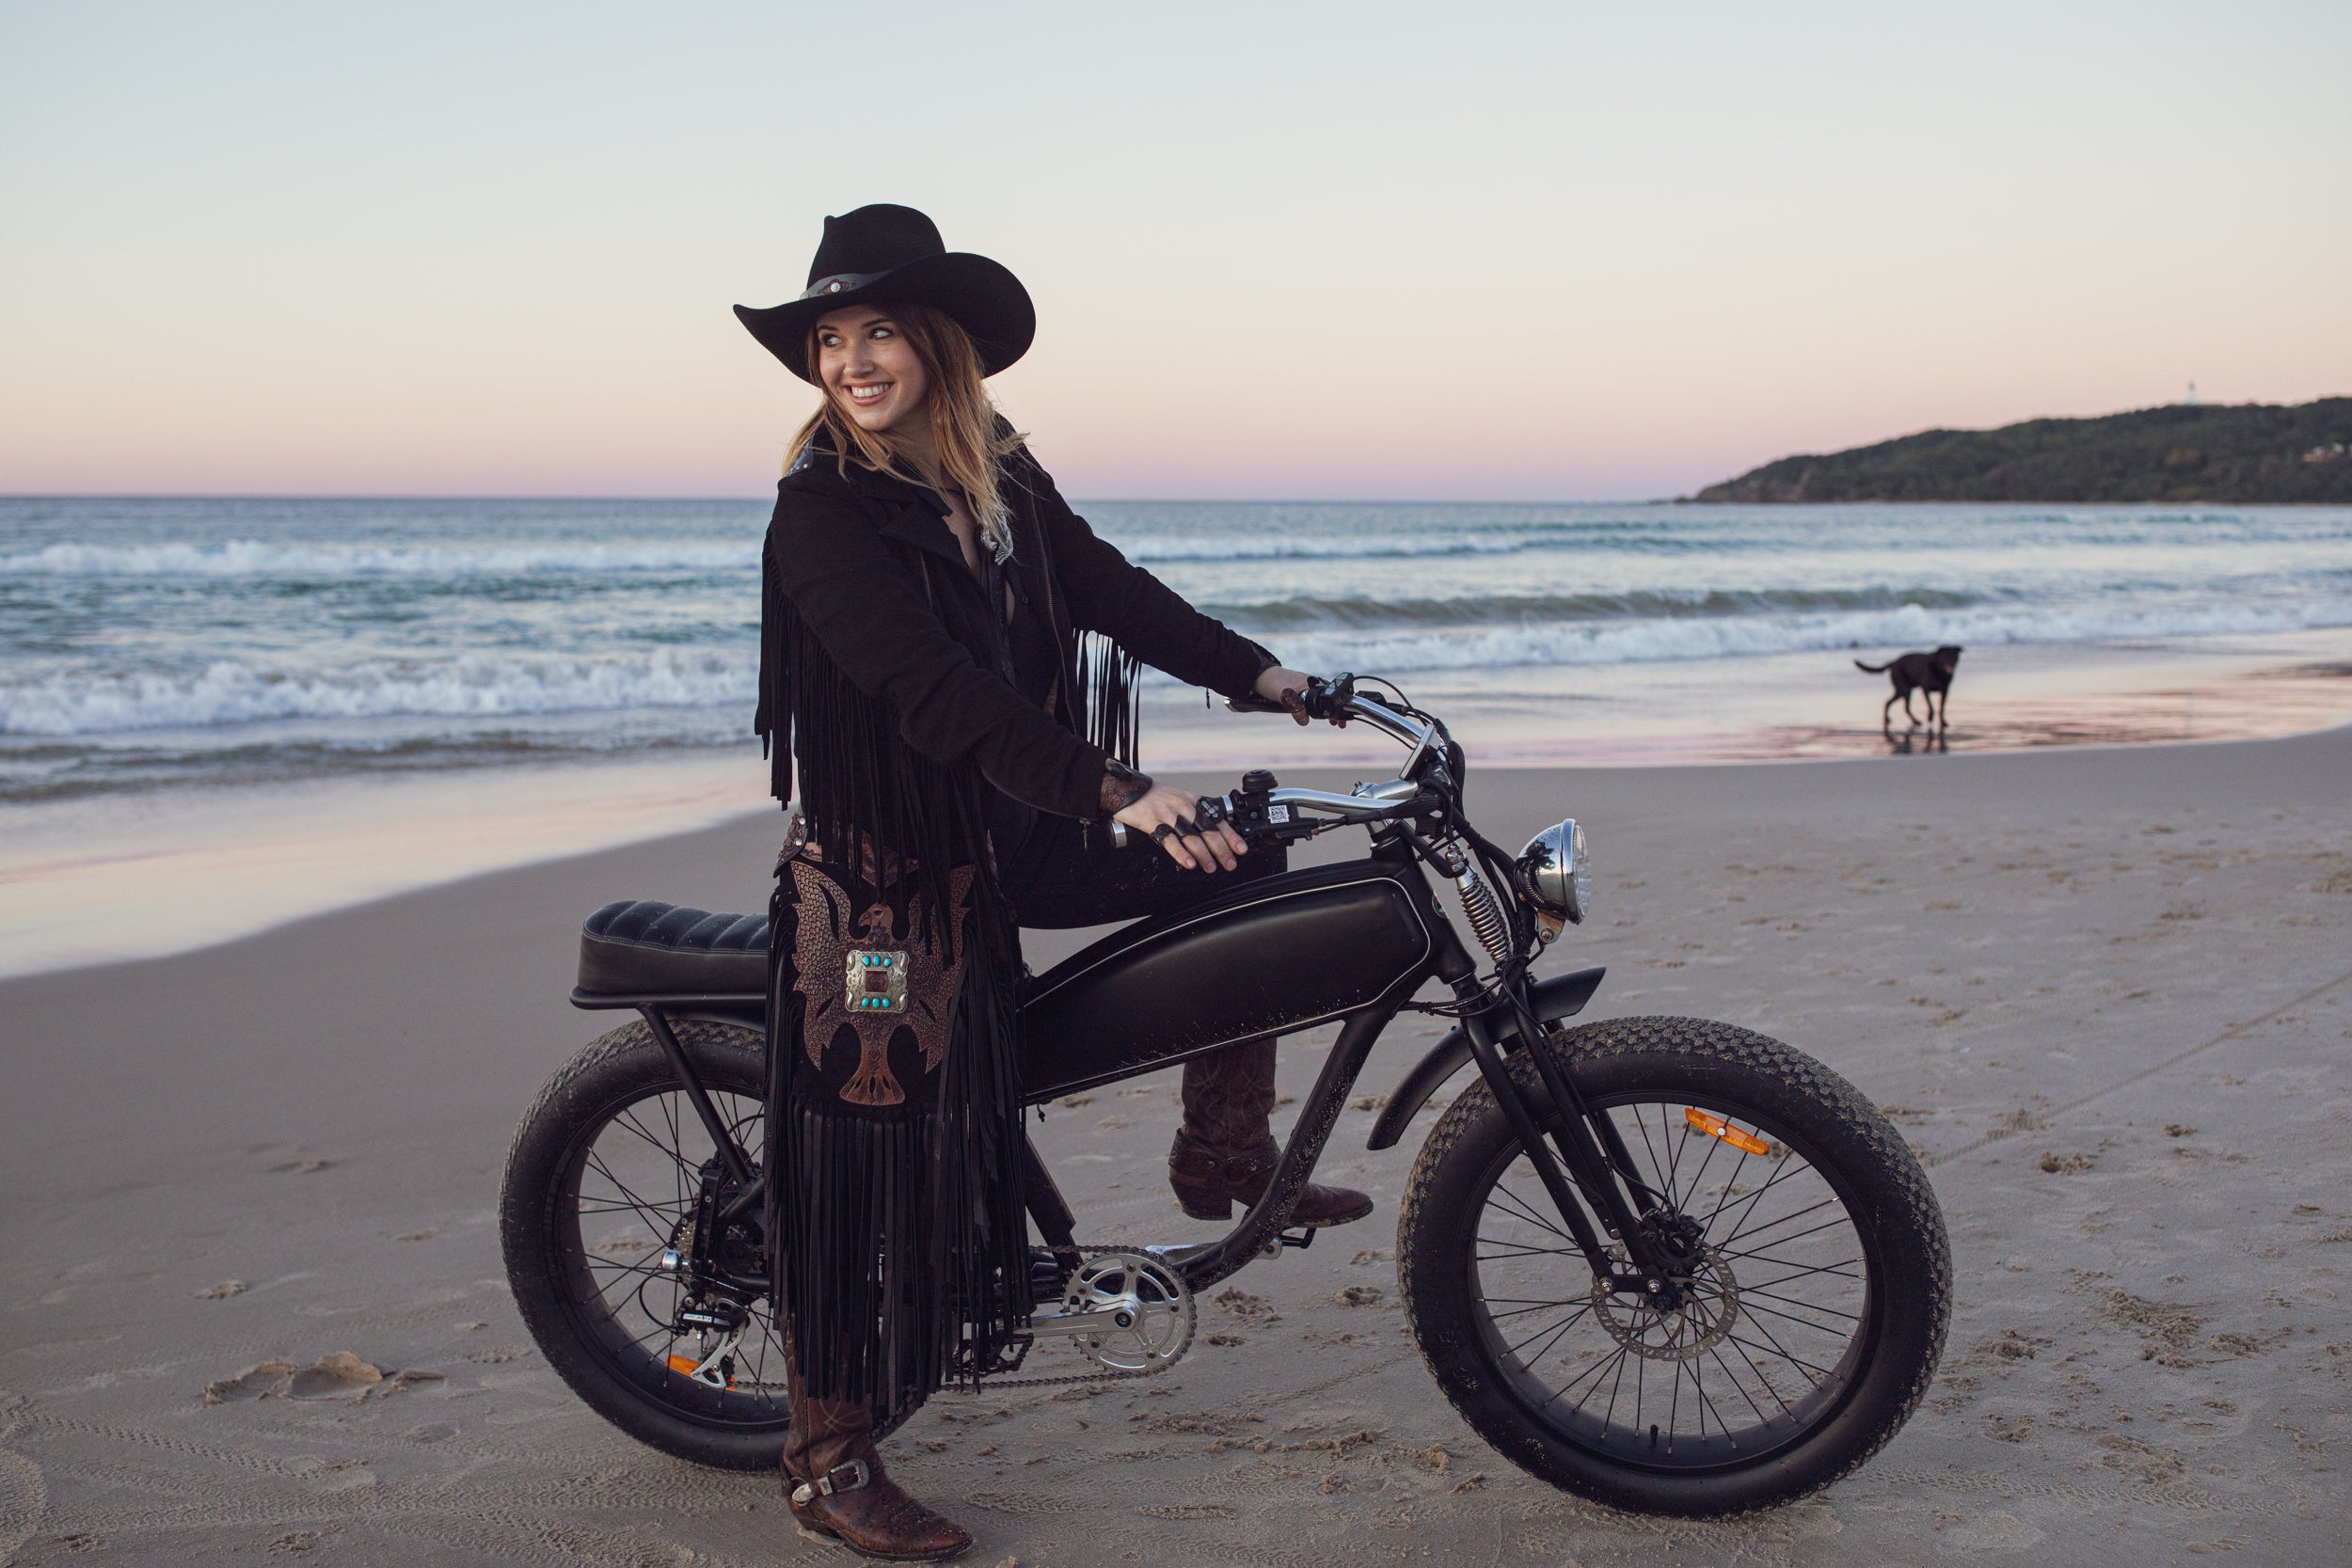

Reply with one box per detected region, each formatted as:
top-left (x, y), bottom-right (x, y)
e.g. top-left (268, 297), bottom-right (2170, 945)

top-left (1591, 1244), bottom-right (1740, 1362)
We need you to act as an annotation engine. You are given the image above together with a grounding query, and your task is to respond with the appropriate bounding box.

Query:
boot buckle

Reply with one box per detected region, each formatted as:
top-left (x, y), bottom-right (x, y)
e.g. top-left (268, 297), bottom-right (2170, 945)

top-left (790, 1458), bottom-right (871, 1506)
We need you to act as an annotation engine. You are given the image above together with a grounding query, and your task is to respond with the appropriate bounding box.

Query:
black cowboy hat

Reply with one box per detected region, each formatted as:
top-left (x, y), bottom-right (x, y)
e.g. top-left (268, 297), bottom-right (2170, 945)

top-left (734, 203), bottom-right (1035, 382)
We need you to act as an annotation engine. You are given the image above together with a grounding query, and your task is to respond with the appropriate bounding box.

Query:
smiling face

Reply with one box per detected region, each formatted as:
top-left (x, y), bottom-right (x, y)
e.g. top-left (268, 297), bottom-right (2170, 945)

top-left (813, 305), bottom-right (930, 437)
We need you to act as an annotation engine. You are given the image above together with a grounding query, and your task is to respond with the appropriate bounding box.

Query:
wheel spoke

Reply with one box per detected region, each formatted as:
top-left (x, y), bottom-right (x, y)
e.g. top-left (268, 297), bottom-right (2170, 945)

top-left (1706, 1342), bottom-right (1772, 1426)
top-left (1484, 1300), bottom-right (1584, 1323)
top-left (1737, 1295), bottom-right (1859, 1337)
top-left (611, 1104), bottom-right (701, 1192)
top-left (581, 1151), bottom-right (678, 1236)
top-left (1737, 1285), bottom-right (1861, 1323)
top-left (1735, 1257), bottom-right (1864, 1290)
top-left (1475, 1238), bottom-right (1581, 1262)
top-left (1515, 1306), bottom-right (1597, 1372)
top-left (1486, 1180), bottom-right (1579, 1244)
top-left (1716, 1194), bottom-right (1838, 1250)
top-left (1701, 1147), bottom-right (1809, 1230)
top-left (1724, 1326), bottom-right (1796, 1418)
top-left (1502, 1301), bottom-right (1594, 1360)
top-left (1724, 1323), bottom-right (1836, 1382)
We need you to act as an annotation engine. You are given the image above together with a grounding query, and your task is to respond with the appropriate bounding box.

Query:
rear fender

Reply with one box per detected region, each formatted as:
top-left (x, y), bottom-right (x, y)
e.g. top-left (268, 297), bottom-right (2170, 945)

top-left (1365, 966), bottom-right (1605, 1150)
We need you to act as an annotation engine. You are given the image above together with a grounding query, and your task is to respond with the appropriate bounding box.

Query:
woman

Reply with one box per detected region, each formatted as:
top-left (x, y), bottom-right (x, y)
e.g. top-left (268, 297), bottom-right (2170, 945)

top-left (737, 204), bottom-right (1365, 1560)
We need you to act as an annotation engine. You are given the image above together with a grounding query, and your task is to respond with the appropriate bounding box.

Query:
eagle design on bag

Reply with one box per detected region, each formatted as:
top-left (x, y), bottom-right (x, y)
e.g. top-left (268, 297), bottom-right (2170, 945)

top-left (789, 857), bottom-right (970, 1107)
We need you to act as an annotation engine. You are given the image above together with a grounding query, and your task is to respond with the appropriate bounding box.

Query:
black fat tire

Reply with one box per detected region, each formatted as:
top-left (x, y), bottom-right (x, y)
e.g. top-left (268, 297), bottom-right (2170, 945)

top-left (499, 1018), bottom-right (786, 1472)
top-left (1396, 1015), bottom-right (1951, 1516)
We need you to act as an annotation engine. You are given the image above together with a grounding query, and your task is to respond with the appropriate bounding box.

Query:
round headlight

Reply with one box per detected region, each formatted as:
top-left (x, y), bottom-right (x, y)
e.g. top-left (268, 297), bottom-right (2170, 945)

top-left (1521, 818), bottom-right (1592, 925)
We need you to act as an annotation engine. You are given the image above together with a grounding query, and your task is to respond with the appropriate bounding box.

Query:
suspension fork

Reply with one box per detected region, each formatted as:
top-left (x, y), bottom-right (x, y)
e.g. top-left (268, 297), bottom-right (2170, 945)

top-left (1494, 967), bottom-right (1664, 1218)
top-left (1456, 975), bottom-right (1669, 1280)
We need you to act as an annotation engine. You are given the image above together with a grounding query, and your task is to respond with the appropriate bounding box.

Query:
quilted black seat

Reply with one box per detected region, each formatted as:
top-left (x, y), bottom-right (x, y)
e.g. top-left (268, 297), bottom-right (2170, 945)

top-left (577, 899), bottom-right (770, 997)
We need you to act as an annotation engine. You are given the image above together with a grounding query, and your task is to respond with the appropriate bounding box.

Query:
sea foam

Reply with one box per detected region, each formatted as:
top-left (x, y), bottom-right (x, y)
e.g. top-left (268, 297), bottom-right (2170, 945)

top-left (0, 648), bottom-right (759, 736)
top-left (0, 539), bottom-right (758, 579)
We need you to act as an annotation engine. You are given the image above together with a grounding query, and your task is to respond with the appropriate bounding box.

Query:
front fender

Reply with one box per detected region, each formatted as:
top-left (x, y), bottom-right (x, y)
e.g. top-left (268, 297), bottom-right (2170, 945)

top-left (1365, 966), bottom-right (1605, 1150)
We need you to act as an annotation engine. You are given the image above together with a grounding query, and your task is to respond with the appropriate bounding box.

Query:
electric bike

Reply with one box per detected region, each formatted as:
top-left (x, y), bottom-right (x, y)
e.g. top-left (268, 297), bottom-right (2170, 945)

top-left (498, 675), bottom-right (1950, 1515)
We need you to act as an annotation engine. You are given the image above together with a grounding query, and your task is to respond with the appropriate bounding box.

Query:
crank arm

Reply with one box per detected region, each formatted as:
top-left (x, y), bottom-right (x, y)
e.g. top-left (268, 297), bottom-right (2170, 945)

top-left (1027, 1305), bottom-right (1148, 1338)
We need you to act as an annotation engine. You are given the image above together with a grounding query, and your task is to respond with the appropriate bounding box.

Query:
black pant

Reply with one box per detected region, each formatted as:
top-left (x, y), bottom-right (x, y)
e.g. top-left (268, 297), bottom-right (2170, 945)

top-left (996, 813), bottom-right (1286, 931)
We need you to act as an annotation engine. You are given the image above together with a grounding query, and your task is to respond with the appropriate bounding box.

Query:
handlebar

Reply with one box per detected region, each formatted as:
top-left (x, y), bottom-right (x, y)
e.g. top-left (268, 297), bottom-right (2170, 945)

top-left (1105, 782), bottom-right (1429, 853)
top-left (1115, 672), bottom-right (1571, 976)
top-left (1228, 674), bottom-right (1438, 762)
top-left (1106, 674), bottom-right (1451, 855)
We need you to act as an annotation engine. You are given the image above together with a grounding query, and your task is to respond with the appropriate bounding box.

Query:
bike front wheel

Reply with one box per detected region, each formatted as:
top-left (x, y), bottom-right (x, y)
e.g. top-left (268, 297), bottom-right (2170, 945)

top-left (1397, 1015), bottom-right (1950, 1515)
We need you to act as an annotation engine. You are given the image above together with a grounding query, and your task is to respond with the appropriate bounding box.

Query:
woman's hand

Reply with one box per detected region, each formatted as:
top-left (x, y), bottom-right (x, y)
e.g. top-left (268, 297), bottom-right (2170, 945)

top-left (1114, 781), bottom-right (1248, 873)
top-left (1253, 665), bottom-right (1346, 726)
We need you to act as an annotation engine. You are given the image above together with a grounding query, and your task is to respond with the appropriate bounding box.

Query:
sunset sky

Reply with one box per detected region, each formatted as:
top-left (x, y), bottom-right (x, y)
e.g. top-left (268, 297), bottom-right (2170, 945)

top-left (3, 1), bottom-right (2345, 500)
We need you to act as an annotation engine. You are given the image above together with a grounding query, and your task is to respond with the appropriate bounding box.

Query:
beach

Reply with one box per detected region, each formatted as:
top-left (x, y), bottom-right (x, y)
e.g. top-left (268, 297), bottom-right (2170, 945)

top-left (5, 728), bottom-right (2349, 1566)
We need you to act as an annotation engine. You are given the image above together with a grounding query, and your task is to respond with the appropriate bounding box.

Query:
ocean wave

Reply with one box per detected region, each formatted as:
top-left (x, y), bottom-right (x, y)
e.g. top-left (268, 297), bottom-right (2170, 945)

top-left (0, 648), bottom-right (758, 736)
top-left (1217, 586), bottom-right (1989, 630)
top-left (1115, 531), bottom-right (1611, 563)
top-left (1220, 596), bottom-right (2352, 677)
top-left (0, 539), bottom-right (759, 579)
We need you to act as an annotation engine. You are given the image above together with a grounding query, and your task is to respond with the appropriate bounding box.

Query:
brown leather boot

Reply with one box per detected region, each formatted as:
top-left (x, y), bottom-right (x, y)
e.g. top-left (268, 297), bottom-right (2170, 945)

top-left (782, 1376), bottom-right (971, 1560)
top-left (1170, 1037), bottom-right (1373, 1227)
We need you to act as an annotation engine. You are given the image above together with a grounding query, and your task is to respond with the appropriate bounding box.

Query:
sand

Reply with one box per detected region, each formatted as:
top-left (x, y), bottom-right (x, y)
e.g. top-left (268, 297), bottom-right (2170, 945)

top-left (3, 730), bottom-right (2350, 1565)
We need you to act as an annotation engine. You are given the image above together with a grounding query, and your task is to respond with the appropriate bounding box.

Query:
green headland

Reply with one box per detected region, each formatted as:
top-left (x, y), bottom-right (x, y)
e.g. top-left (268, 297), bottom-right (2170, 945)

top-left (1692, 396), bottom-right (2352, 504)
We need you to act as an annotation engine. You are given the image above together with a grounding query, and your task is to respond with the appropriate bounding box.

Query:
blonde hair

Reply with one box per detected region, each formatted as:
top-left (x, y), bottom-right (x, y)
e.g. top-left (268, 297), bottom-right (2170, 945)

top-left (787, 303), bottom-right (1024, 562)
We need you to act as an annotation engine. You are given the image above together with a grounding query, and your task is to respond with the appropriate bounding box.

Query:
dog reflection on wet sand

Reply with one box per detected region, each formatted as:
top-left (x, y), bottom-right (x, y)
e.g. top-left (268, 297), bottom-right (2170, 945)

top-left (1856, 645), bottom-right (1962, 730)
top-left (1884, 726), bottom-right (1948, 755)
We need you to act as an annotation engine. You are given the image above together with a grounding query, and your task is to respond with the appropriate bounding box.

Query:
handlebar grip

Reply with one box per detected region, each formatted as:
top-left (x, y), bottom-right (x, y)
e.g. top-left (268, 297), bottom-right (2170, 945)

top-left (1109, 792), bottom-right (1244, 852)
top-left (1226, 673), bottom-right (1347, 721)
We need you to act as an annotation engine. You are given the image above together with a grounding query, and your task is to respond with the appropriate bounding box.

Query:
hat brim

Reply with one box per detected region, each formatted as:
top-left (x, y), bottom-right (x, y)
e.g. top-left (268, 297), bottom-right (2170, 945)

top-left (734, 252), bottom-right (1036, 383)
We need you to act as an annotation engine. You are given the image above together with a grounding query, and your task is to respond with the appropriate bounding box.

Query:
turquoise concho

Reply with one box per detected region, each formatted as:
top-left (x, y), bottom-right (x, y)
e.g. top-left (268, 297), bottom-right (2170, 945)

top-left (844, 948), bottom-right (911, 1013)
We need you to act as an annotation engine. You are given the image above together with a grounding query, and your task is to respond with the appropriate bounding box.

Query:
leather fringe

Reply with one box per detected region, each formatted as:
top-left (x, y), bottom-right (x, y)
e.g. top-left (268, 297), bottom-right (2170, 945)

top-left (1074, 630), bottom-right (1142, 770)
top-left (767, 889), bottom-right (1032, 1421)
top-left (759, 548), bottom-right (962, 949)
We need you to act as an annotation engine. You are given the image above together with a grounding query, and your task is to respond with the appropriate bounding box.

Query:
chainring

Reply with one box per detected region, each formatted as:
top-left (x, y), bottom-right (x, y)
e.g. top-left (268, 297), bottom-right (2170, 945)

top-left (1060, 1251), bottom-right (1196, 1373)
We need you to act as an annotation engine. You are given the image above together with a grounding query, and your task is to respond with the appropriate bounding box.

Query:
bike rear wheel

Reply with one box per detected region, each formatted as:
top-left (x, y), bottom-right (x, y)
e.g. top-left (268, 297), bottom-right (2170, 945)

top-left (1397, 1015), bottom-right (1949, 1515)
top-left (499, 1018), bottom-right (790, 1470)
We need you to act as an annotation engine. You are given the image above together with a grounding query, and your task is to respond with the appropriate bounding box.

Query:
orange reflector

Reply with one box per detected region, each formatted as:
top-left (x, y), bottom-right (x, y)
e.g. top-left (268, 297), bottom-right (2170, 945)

top-left (666, 1354), bottom-right (700, 1376)
top-left (1686, 1107), bottom-right (1771, 1156)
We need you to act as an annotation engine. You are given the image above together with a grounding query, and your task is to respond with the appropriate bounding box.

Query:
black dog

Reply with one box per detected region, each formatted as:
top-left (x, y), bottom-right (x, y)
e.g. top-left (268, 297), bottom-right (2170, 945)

top-left (1855, 645), bottom-right (1962, 727)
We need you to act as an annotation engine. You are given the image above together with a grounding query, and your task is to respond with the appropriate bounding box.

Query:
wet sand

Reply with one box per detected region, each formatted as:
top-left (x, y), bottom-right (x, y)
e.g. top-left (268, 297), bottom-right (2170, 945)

top-left (4, 730), bottom-right (2350, 1564)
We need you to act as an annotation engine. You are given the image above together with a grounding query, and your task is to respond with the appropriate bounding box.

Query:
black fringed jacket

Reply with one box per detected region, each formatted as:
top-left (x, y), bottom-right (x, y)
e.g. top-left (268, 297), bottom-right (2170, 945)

top-left (756, 440), bottom-right (1277, 832)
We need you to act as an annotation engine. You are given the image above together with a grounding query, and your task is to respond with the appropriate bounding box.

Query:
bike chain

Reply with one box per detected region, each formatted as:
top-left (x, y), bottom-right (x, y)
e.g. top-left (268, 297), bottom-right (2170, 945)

top-left (961, 1243), bottom-right (1200, 1393)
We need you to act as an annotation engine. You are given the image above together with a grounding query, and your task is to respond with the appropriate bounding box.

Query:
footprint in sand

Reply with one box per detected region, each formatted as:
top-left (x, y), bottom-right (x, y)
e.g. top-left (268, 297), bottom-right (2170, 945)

top-left (202, 1353), bottom-right (444, 1404)
top-left (1212, 1287), bottom-right (1279, 1324)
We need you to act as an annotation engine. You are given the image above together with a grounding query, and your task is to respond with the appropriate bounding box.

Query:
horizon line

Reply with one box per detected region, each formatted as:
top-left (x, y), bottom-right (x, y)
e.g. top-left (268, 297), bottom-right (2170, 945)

top-left (0, 491), bottom-right (1687, 507)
